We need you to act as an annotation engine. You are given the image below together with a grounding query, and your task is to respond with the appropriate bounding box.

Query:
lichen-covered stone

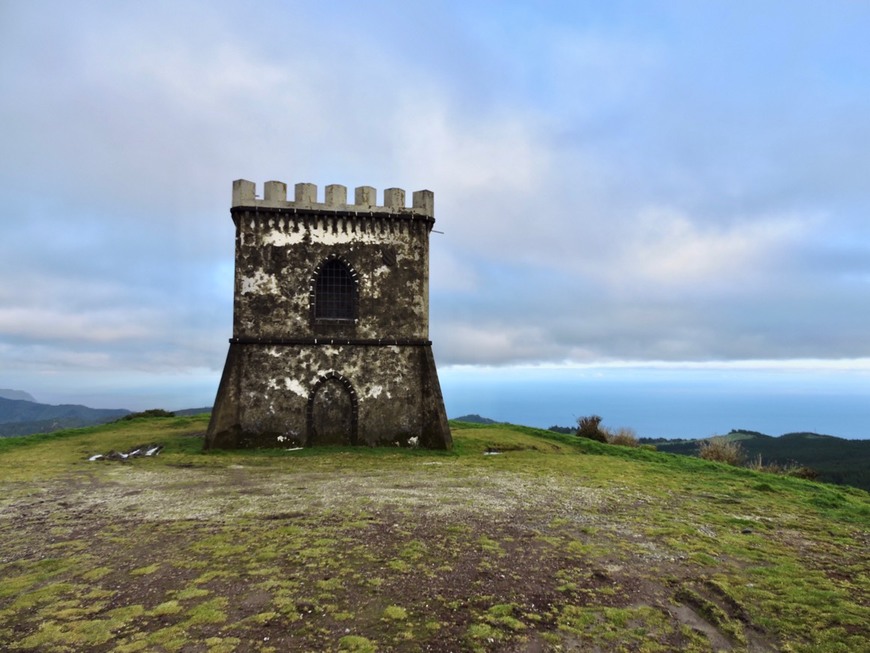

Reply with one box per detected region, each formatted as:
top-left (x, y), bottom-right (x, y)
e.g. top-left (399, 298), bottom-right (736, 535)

top-left (206, 181), bottom-right (451, 450)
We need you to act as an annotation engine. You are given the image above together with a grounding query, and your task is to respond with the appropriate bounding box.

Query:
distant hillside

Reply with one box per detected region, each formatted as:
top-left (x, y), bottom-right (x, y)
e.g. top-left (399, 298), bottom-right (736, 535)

top-left (0, 397), bottom-right (130, 437)
top-left (650, 430), bottom-right (870, 492)
top-left (451, 413), bottom-right (498, 424)
top-left (175, 407), bottom-right (212, 416)
top-left (0, 388), bottom-right (36, 402)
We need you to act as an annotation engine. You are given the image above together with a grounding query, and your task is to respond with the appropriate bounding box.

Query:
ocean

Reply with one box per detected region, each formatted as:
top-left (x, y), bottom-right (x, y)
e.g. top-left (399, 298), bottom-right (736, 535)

top-left (439, 365), bottom-right (870, 440)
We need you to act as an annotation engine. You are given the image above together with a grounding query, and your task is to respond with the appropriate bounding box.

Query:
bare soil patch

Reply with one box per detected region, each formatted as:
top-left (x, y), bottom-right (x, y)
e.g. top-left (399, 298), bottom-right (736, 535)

top-left (1, 462), bottom-right (778, 652)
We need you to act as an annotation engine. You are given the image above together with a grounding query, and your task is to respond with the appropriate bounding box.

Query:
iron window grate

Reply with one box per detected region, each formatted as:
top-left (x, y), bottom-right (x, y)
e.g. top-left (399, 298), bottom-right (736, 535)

top-left (315, 259), bottom-right (355, 320)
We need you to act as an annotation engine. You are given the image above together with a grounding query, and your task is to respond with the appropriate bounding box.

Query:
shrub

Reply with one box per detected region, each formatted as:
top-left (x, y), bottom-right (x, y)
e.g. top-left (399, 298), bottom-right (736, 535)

top-left (576, 415), bottom-right (607, 443)
top-left (607, 427), bottom-right (640, 448)
top-left (697, 438), bottom-right (746, 466)
top-left (119, 409), bottom-right (175, 421)
top-left (746, 453), bottom-right (773, 472)
top-left (786, 464), bottom-right (819, 481)
top-left (745, 454), bottom-right (819, 480)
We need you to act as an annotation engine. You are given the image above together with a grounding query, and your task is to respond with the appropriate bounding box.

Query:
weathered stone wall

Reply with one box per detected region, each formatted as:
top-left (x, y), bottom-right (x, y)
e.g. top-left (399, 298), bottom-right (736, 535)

top-left (208, 344), bottom-right (444, 448)
top-left (232, 209), bottom-right (430, 341)
top-left (206, 180), bottom-right (452, 450)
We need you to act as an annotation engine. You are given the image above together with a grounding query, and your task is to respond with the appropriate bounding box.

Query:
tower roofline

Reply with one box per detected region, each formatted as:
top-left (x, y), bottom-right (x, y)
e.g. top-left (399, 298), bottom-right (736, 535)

top-left (232, 180), bottom-right (434, 218)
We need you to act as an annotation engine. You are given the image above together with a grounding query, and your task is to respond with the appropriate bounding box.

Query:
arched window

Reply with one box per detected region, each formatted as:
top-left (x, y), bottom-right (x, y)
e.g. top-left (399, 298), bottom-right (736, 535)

top-left (314, 259), bottom-right (356, 321)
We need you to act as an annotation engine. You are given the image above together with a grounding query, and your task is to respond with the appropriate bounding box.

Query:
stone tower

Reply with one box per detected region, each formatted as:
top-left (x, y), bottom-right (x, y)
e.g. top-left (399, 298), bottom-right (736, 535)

top-left (205, 179), bottom-right (452, 450)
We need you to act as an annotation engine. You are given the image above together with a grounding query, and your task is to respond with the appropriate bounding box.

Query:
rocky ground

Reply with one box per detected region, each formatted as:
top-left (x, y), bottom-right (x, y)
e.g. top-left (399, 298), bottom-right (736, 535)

top-left (0, 418), bottom-right (867, 652)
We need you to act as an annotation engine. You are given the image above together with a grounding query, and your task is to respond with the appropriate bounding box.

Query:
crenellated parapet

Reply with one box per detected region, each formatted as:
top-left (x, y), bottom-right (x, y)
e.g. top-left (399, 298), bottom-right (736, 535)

top-left (232, 180), bottom-right (434, 218)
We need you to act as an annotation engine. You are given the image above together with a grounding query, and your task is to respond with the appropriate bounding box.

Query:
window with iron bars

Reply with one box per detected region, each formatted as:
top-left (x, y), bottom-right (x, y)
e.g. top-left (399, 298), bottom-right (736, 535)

top-left (315, 259), bottom-right (356, 321)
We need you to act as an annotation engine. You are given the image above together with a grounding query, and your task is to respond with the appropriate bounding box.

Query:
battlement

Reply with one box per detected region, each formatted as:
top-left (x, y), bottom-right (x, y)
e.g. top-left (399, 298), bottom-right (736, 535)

top-left (232, 180), bottom-right (434, 217)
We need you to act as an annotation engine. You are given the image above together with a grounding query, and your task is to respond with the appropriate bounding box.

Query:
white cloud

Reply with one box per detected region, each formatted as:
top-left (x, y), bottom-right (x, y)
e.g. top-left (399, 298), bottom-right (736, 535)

top-left (430, 247), bottom-right (480, 293)
top-left (3, 1), bottom-right (870, 407)
top-left (607, 208), bottom-right (813, 291)
top-left (435, 322), bottom-right (564, 366)
top-left (395, 96), bottom-right (552, 194)
top-left (0, 308), bottom-right (158, 343)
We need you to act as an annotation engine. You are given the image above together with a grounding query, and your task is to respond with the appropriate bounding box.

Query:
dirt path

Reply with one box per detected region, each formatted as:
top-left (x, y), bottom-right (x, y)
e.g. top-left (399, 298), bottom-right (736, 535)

top-left (0, 460), bottom-right (782, 651)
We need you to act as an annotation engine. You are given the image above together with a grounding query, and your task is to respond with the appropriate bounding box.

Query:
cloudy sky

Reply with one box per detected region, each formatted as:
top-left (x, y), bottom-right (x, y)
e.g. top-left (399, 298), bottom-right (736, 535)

top-left (2, 1), bottom-right (869, 434)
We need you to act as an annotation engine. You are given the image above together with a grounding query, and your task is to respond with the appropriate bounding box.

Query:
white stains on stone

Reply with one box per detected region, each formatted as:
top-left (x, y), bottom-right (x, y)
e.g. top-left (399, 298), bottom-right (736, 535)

top-left (240, 270), bottom-right (279, 295)
top-left (366, 385), bottom-right (384, 399)
top-left (283, 378), bottom-right (307, 397)
top-left (262, 230), bottom-right (304, 246)
top-left (264, 375), bottom-right (306, 398)
top-left (368, 265), bottom-right (391, 300)
top-left (404, 280), bottom-right (425, 317)
top-left (311, 228), bottom-right (403, 246)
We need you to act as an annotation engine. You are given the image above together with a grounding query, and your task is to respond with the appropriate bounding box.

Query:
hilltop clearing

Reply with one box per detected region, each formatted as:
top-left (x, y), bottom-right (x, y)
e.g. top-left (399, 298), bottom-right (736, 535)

top-left (0, 417), bottom-right (867, 652)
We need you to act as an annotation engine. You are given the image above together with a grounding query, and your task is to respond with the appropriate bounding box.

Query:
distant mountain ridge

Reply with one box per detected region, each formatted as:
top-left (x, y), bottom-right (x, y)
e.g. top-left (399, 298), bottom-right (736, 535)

top-left (0, 389), bottom-right (37, 402)
top-left (452, 414), bottom-right (499, 424)
top-left (0, 396), bottom-right (130, 438)
top-left (648, 429), bottom-right (870, 492)
top-left (175, 407), bottom-right (212, 417)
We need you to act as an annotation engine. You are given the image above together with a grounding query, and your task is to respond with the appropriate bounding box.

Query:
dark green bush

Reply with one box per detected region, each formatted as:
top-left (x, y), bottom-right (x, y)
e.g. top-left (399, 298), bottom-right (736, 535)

top-left (120, 409), bottom-right (175, 421)
top-left (576, 415), bottom-right (607, 443)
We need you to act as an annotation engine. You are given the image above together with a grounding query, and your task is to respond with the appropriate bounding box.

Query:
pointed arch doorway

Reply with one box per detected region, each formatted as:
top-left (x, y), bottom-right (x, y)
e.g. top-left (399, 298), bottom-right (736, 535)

top-left (306, 373), bottom-right (358, 446)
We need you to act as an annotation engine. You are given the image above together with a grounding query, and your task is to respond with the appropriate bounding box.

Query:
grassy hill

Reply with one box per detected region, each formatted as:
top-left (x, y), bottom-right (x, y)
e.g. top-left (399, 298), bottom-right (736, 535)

top-left (0, 396), bottom-right (130, 437)
top-left (0, 417), bottom-right (867, 652)
top-left (648, 430), bottom-right (870, 492)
